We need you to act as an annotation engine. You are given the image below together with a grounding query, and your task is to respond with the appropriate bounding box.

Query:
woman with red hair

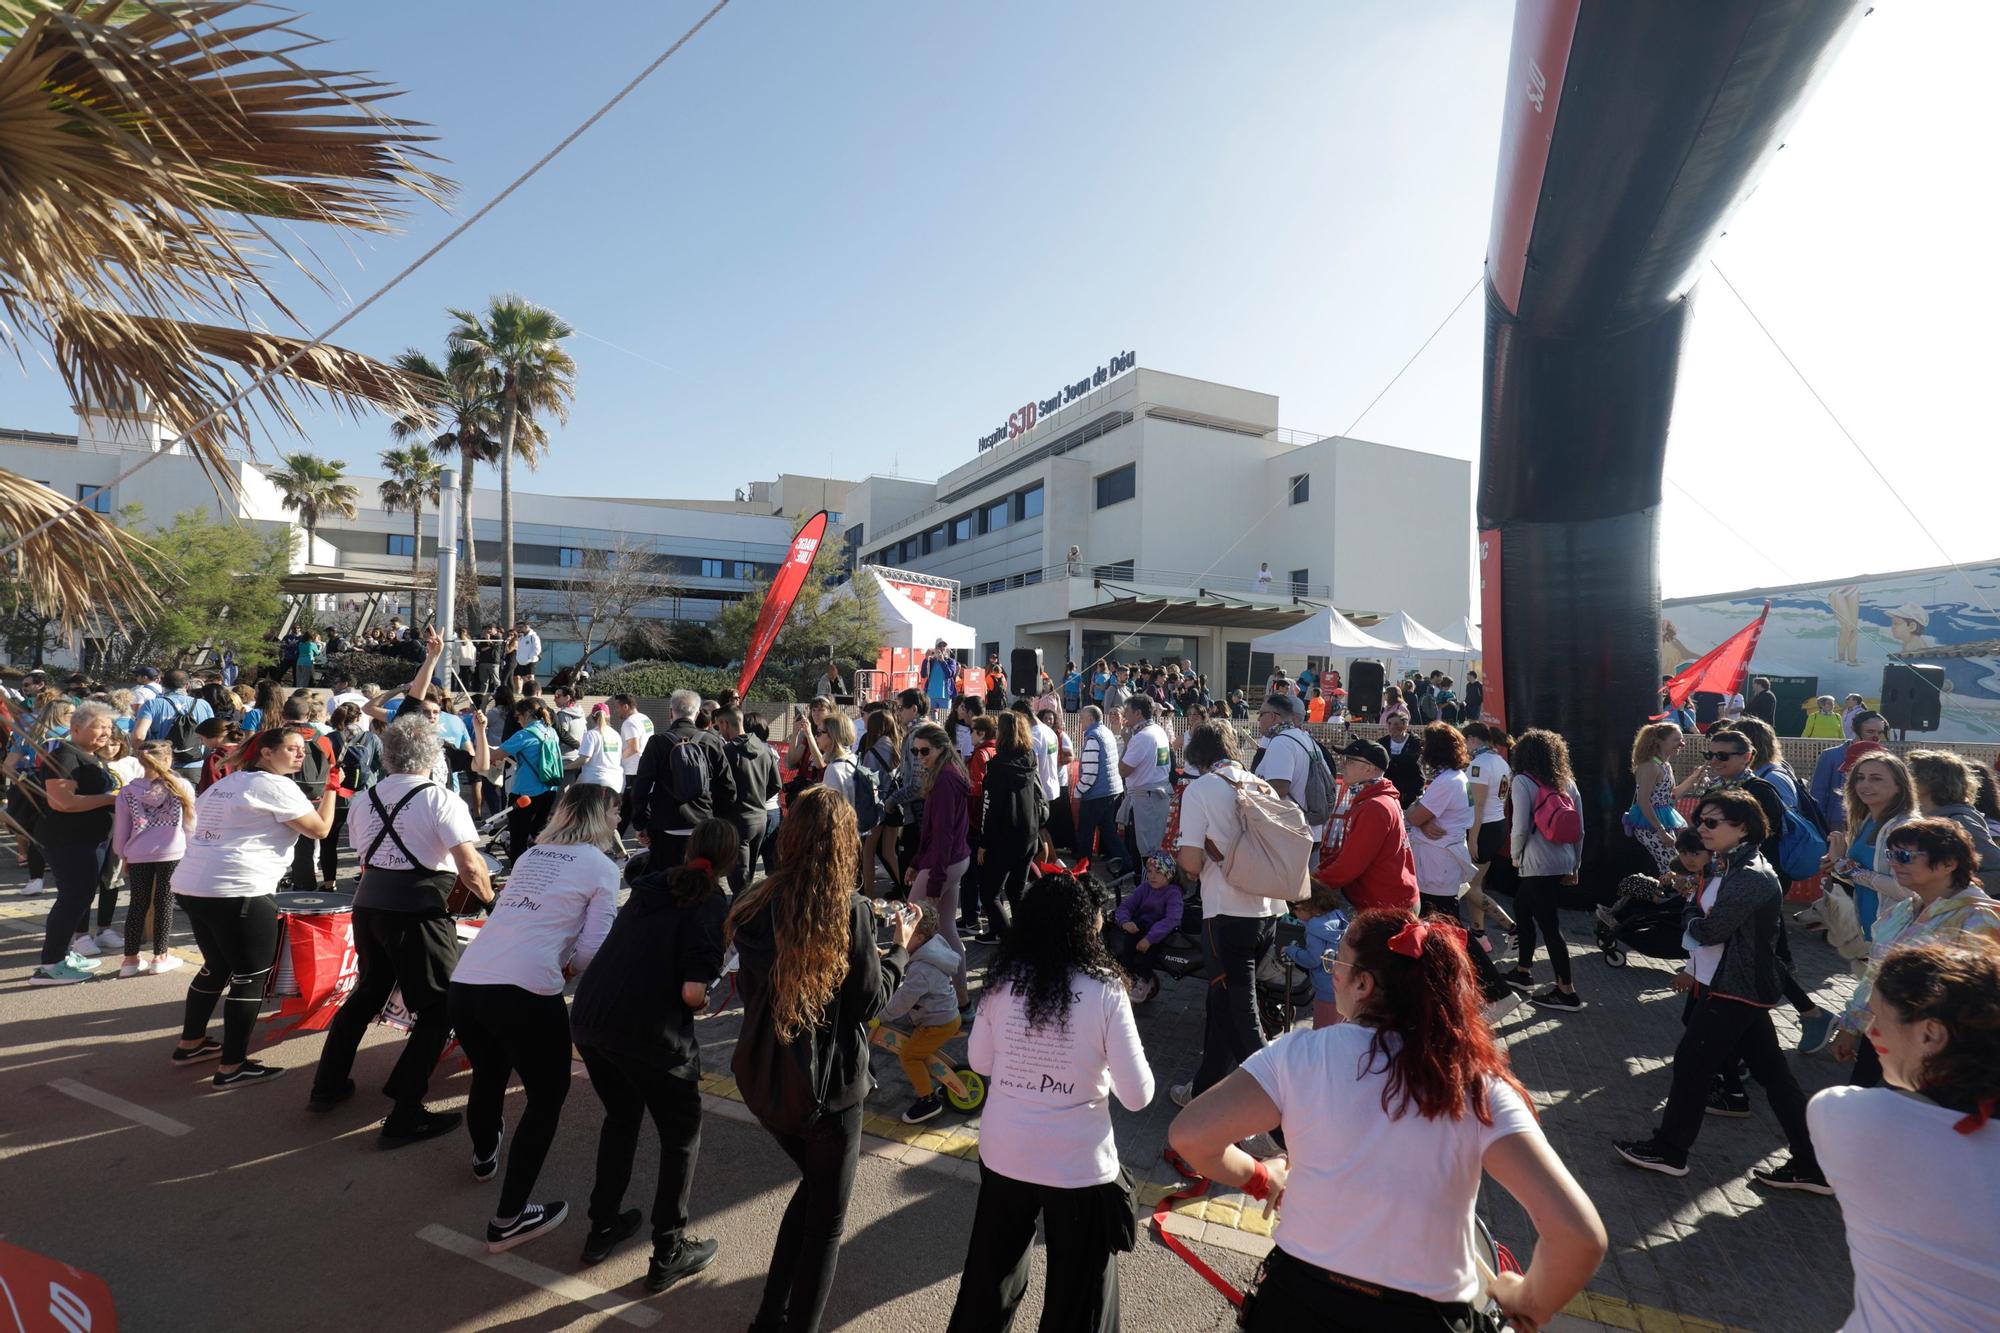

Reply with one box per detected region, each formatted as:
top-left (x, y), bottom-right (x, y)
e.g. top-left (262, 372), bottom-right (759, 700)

top-left (1169, 908), bottom-right (1605, 1329)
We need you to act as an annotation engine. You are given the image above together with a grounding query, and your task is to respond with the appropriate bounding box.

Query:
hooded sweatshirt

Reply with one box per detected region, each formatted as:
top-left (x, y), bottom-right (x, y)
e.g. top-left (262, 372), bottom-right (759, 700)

top-left (978, 749), bottom-right (1044, 861)
top-left (879, 934), bottom-right (963, 1028)
top-left (1313, 777), bottom-right (1419, 912)
top-left (570, 866), bottom-right (728, 1078)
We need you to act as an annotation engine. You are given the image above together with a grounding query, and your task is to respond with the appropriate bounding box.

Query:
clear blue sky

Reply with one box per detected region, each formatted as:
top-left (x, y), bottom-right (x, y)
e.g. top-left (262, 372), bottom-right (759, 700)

top-left (8, 0), bottom-right (1993, 599)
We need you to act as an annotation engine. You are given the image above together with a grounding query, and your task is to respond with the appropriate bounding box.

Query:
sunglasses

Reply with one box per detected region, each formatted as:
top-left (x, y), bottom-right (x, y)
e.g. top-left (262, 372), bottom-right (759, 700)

top-left (1322, 951), bottom-right (1364, 974)
top-left (1705, 750), bottom-right (1746, 760)
top-left (1697, 816), bottom-right (1735, 830)
top-left (910, 746), bottom-right (934, 757)
top-left (1888, 847), bottom-right (1924, 865)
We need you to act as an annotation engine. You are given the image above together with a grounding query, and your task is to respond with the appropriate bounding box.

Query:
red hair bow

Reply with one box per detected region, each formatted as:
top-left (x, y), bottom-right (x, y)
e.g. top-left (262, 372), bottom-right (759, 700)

top-left (1387, 917), bottom-right (1468, 958)
top-left (1033, 857), bottom-right (1088, 877)
top-left (684, 857), bottom-right (713, 874)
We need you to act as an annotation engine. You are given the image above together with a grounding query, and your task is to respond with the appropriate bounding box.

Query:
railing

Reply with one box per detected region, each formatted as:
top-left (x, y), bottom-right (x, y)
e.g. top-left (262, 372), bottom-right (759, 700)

top-left (954, 560), bottom-right (1332, 602)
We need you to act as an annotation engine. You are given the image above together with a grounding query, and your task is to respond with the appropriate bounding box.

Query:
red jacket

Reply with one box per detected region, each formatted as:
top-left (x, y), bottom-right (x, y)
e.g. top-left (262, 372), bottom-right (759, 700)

top-left (1313, 778), bottom-right (1419, 913)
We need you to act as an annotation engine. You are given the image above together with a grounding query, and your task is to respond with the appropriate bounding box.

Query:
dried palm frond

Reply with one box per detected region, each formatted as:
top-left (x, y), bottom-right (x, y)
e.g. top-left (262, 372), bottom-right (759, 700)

top-left (0, 471), bottom-right (160, 628)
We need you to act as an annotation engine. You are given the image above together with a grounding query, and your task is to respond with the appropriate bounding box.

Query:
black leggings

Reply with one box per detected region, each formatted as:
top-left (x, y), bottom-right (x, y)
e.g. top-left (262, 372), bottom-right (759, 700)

top-left (753, 1103), bottom-right (863, 1333)
top-left (507, 791), bottom-right (555, 869)
top-left (1513, 874), bottom-right (1573, 986)
top-left (95, 841), bottom-right (120, 931)
top-left (124, 860), bottom-right (179, 956)
top-left (176, 894), bottom-right (280, 1066)
top-left (1243, 1246), bottom-right (1482, 1331)
top-left (976, 854), bottom-right (1031, 934)
top-left (451, 982), bottom-right (574, 1220)
top-left (39, 840), bottom-right (104, 966)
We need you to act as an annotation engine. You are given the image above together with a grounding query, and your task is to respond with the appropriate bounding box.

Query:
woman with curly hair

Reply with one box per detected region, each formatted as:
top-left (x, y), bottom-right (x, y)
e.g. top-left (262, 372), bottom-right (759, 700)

top-left (1170, 907), bottom-right (1606, 1330)
top-left (948, 868), bottom-right (1153, 1332)
top-left (1811, 936), bottom-right (2000, 1330)
top-left (1504, 728), bottom-right (1586, 1010)
top-left (728, 786), bottom-right (917, 1333)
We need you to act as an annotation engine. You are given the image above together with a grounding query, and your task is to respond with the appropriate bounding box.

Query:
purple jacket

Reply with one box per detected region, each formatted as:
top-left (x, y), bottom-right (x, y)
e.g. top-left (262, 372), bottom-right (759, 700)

top-left (112, 777), bottom-right (191, 864)
top-left (913, 763), bottom-right (971, 873)
top-left (1115, 880), bottom-right (1184, 945)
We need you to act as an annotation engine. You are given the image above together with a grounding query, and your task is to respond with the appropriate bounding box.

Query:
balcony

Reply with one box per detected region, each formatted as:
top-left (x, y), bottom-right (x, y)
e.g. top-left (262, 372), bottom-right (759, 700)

top-left (956, 560), bottom-right (1330, 606)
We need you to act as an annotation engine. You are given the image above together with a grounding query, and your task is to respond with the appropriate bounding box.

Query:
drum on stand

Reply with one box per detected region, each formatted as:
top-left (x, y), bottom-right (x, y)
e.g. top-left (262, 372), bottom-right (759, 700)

top-left (270, 891), bottom-right (354, 997)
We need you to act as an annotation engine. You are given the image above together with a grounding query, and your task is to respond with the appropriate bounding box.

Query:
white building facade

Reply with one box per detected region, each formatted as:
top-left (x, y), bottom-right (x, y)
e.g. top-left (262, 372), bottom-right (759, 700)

top-left (843, 367), bottom-right (1471, 693)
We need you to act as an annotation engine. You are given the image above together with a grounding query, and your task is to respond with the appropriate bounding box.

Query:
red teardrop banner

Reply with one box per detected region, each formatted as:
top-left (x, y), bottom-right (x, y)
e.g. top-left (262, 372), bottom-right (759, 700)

top-left (737, 510), bottom-right (829, 698)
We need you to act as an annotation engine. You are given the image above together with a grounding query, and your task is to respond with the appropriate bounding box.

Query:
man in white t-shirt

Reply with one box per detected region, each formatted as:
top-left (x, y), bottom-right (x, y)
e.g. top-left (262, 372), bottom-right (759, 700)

top-left (612, 693), bottom-right (654, 834)
top-left (308, 715), bottom-right (490, 1141)
top-left (325, 673), bottom-right (369, 716)
top-left (1117, 695), bottom-right (1174, 864)
top-left (1254, 693), bottom-right (1323, 844)
top-left (129, 666), bottom-right (162, 710)
top-left (1171, 719), bottom-right (1280, 1106)
top-left (512, 621), bottom-right (542, 686)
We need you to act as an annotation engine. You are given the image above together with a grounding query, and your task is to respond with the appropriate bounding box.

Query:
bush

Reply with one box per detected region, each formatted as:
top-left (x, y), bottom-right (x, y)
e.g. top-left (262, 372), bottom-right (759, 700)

top-left (591, 659), bottom-right (794, 706)
top-left (312, 651), bottom-right (413, 689)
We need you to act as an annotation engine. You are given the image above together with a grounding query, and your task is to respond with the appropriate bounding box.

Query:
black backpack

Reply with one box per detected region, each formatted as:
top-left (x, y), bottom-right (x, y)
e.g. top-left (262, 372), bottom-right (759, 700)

top-left (291, 725), bottom-right (332, 800)
top-left (664, 731), bottom-right (710, 805)
top-left (163, 696), bottom-right (203, 768)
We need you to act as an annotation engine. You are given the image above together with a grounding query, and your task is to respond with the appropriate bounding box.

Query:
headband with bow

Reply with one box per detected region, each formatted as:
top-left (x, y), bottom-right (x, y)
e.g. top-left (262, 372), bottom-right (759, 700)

top-left (1032, 857), bottom-right (1089, 878)
top-left (1386, 918), bottom-right (1469, 959)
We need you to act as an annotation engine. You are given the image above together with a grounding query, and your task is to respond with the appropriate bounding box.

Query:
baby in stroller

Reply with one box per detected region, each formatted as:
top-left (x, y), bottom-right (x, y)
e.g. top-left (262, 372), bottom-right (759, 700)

top-left (1595, 827), bottom-right (1708, 967)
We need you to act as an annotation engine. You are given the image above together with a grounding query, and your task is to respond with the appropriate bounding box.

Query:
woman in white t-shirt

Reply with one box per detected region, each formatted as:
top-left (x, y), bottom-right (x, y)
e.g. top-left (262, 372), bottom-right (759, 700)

top-left (1407, 723), bottom-right (1478, 917)
top-left (1811, 936), bottom-right (2000, 1332)
top-left (949, 868), bottom-right (1152, 1331)
top-left (1461, 722), bottom-right (1517, 946)
top-left (171, 727), bottom-right (339, 1086)
top-left (450, 782), bottom-right (624, 1253)
top-left (1170, 907), bottom-right (1606, 1330)
top-left (574, 703), bottom-right (624, 793)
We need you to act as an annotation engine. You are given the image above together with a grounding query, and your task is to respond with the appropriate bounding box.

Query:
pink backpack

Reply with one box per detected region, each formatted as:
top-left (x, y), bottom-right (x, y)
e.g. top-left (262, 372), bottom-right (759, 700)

top-left (1531, 781), bottom-right (1583, 845)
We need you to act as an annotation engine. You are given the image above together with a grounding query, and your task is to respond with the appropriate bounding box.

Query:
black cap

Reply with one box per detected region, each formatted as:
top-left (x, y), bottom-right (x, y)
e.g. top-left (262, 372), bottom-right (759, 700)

top-left (1337, 737), bottom-right (1389, 770)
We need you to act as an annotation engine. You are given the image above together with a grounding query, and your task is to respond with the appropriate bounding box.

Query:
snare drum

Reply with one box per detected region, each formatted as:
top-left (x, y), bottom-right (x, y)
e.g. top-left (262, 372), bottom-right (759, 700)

top-left (270, 891), bottom-right (355, 997)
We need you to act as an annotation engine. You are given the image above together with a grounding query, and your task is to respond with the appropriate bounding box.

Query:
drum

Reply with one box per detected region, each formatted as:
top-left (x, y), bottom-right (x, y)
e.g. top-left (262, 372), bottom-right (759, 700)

top-left (271, 891), bottom-right (354, 997)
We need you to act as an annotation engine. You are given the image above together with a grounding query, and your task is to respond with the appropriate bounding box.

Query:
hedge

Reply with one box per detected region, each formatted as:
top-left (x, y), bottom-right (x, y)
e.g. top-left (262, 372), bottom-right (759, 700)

top-left (590, 659), bottom-right (795, 705)
top-left (310, 651), bottom-right (414, 688)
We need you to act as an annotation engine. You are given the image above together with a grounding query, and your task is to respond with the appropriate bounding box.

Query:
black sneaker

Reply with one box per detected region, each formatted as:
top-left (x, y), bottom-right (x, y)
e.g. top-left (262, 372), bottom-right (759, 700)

top-left (380, 1107), bottom-right (463, 1147)
top-left (1752, 1162), bottom-right (1834, 1196)
top-left (1614, 1138), bottom-right (1689, 1177)
top-left (486, 1201), bottom-right (568, 1254)
top-left (1529, 986), bottom-right (1584, 1012)
top-left (306, 1078), bottom-right (355, 1112)
top-left (901, 1093), bottom-right (945, 1124)
top-left (472, 1129), bottom-right (503, 1182)
top-left (1500, 969), bottom-right (1534, 994)
top-left (974, 928), bottom-right (1000, 944)
top-left (580, 1208), bottom-right (641, 1266)
top-left (1706, 1088), bottom-right (1751, 1118)
top-left (646, 1235), bottom-right (718, 1292)
top-left (170, 1038), bottom-right (222, 1065)
top-left (213, 1060), bottom-right (285, 1088)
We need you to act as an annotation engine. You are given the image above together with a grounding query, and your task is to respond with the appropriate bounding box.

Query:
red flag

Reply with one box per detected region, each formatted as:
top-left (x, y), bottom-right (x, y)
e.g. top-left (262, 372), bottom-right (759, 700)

top-left (1663, 601), bottom-right (1770, 710)
top-left (738, 511), bottom-right (829, 698)
top-left (0, 1240), bottom-right (118, 1331)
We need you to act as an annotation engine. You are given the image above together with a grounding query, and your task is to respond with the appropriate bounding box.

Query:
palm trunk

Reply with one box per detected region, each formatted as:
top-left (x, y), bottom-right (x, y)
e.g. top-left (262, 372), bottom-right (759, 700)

top-left (410, 504), bottom-right (424, 623)
top-left (499, 376), bottom-right (519, 628)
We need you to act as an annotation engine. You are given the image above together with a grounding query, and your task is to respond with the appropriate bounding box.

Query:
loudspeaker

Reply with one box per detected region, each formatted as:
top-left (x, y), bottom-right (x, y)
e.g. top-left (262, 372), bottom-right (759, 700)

top-left (1880, 663), bottom-right (1944, 732)
top-left (1346, 659), bottom-right (1386, 721)
top-left (1693, 691), bottom-right (1723, 727)
top-left (1010, 647), bottom-right (1043, 697)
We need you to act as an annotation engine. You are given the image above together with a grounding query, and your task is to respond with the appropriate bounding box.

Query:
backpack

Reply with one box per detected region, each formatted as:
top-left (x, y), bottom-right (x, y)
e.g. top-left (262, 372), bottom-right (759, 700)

top-left (290, 725), bottom-right (332, 800)
top-left (1279, 731), bottom-right (1337, 828)
top-left (1215, 769), bottom-right (1314, 903)
top-left (1772, 802), bottom-right (1830, 880)
top-left (831, 757), bottom-right (882, 834)
top-left (1759, 762), bottom-right (1829, 835)
top-left (663, 730), bottom-right (710, 804)
top-left (164, 696), bottom-right (203, 768)
top-left (526, 724), bottom-right (566, 787)
top-left (1530, 780), bottom-right (1584, 845)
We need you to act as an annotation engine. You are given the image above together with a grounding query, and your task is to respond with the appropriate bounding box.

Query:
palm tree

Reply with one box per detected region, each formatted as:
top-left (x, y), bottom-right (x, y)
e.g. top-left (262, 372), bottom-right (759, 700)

top-left (270, 452), bottom-right (361, 562)
top-left (388, 345), bottom-right (499, 625)
top-left (378, 447), bottom-right (447, 620)
top-left (0, 1), bottom-right (450, 629)
top-left (447, 296), bottom-right (577, 627)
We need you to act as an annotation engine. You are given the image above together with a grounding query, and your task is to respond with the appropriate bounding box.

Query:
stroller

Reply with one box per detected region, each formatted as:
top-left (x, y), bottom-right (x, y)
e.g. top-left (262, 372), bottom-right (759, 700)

top-left (1594, 872), bottom-right (1689, 968)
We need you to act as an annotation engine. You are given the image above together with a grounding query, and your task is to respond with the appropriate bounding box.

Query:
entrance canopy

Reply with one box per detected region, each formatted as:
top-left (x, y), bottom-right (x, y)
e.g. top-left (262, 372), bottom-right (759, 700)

top-left (1370, 611), bottom-right (1469, 656)
top-left (840, 570), bottom-right (978, 651)
top-left (1247, 604), bottom-right (1395, 655)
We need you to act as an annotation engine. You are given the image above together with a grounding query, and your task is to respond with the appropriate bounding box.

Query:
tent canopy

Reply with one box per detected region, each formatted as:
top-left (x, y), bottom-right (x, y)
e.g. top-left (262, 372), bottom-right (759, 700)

top-left (834, 571), bottom-right (978, 651)
top-left (1457, 616), bottom-right (1481, 657)
top-left (1247, 605), bottom-right (1396, 656)
top-left (1371, 611), bottom-right (1469, 655)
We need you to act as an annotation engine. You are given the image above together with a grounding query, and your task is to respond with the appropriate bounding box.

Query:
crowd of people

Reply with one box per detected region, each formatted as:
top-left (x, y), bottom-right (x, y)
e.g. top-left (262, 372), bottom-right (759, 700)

top-left (5, 643), bottom-right (1999, 1331)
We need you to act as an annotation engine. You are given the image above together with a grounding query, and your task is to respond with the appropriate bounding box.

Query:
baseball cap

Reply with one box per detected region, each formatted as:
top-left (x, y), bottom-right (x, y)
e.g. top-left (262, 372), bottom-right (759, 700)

top-left (1337, 737), bottom-right (1390, 770)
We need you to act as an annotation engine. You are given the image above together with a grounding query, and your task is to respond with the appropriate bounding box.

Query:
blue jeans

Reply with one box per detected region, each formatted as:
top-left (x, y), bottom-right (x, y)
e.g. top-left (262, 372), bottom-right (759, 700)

top-left (1076, 796), bottom-right (1121, 869)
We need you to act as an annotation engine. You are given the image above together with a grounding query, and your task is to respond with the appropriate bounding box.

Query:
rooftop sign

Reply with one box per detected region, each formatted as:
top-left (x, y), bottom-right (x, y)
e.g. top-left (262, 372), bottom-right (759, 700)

top-left (976, 350), bottom-right (1136, 452)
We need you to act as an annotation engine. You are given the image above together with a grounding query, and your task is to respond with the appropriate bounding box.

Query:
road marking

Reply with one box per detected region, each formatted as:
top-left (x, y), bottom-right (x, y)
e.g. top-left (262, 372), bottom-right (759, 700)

top-left (416, 1225), bottom-right (662, 1328)
top-left (48, 1078), bottom-right (193, 1137)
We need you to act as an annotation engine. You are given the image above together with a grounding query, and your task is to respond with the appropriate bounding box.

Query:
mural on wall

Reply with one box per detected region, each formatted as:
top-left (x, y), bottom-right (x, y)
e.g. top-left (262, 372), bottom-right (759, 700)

top-left (1662, 561), bottom-right (2000, 740)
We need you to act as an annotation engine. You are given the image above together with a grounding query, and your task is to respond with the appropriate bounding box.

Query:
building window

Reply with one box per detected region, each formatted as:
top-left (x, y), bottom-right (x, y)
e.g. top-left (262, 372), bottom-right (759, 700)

top-left (982, 498), bottom-right (1009, 533)
top-left (557, 546), bottom-right (585, 568)
top-left (700, 558), bottom-right (723, 578)
top-left (952, 514), bottom-right (973, 544)
top-left (826, 511), bottom-right (843, 524)
top-left (1016, 484), bottom-right (1044, 520)
top-left (898, 539), bottom-right (918, 563)
top-left (1289, 568), bottom-right (1309, 594)
top-left (387, 533), bottom-right (416, 558)
top-left (733, 560), bottom-right (756, 579)
top-left (1094, 464), bottom-right (1135, 509)
top-left (77, 484), bottom-right (110, 515)
top-left (1288, 473), bottom-right (1309, 505)
top-left (923, 525), bottom-right (946, 555)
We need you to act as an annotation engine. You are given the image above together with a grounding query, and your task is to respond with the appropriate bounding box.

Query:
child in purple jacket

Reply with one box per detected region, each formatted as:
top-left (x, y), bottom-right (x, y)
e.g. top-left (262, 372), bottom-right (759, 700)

top-left (111, 740), bottom-right (195, 979)
top-left (1111, 853), bottom-right (1184, 1002)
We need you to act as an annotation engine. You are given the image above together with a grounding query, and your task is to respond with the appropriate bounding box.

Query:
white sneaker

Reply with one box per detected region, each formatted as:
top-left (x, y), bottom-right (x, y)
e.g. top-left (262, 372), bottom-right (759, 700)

top-left (151, 955), bottom-right (184, 975)
top-left (1169, 1081), bottom-right (1195, 1108)
top-left (95, 927), bottom-right (125, 951)
top-left (1483, 991), bottom-right (1525, 1025)
top-left (64, 951), bottom-right (103, 972)
top-left (19, 877), bottom-right (42, 895)
top-left (69, 934), bottom-right (101, 958)
top-left (118, 959), bottom-right (143, 979)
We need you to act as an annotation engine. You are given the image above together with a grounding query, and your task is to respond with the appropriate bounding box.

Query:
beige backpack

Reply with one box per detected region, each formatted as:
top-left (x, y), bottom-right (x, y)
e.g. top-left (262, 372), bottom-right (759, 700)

top-left (1213, 768), bottom-right (1314, 903)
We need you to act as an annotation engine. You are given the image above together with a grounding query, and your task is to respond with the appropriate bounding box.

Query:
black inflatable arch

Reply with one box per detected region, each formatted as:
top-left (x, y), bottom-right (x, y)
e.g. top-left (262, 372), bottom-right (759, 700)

top-left (1479, 0), bottom-right (1867, 868)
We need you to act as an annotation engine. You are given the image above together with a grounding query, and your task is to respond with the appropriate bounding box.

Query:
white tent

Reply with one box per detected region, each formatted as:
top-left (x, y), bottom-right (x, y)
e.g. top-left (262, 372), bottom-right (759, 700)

top-left (1457, 616), bottom-right (1482, 658)
top-left (832, 571), bottom-right (978, 651)
top-left (1371, 611), bottom-right (1470, 656)
top-left (1247, 605), bottom-right (1397, 656)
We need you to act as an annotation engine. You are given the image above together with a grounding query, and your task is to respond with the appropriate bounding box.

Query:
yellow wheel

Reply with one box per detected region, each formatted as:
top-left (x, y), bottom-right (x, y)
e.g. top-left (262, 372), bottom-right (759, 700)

top-left (945, 1068), bottom-right (986, 1113)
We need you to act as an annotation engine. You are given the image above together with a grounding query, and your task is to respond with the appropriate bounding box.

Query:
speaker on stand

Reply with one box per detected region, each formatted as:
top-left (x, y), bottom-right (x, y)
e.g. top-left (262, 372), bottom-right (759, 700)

top-left (1879, 662), bottom-right (1943, 736)
top-left (1346, 659), bottom-right (1386, 722)
top-left (1010, 647), bottom-right (1044, 702)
